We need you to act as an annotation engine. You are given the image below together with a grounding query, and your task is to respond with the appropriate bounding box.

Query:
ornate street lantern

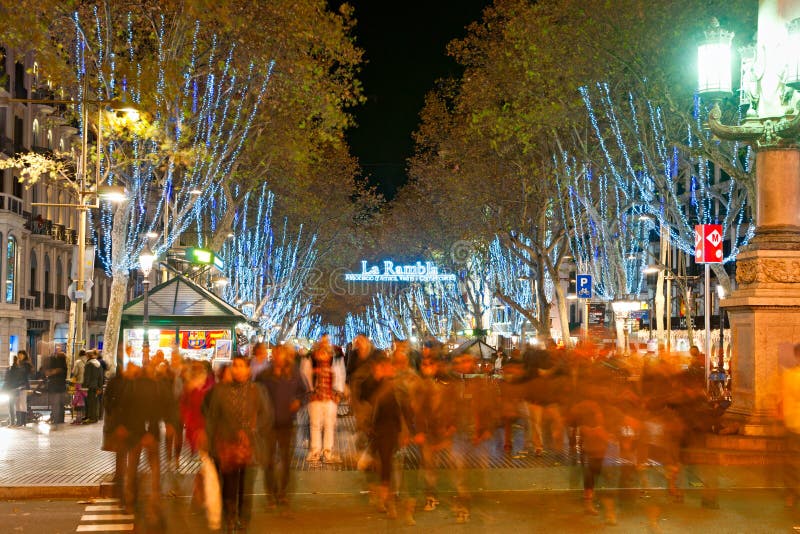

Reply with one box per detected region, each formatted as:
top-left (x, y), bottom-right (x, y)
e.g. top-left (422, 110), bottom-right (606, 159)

top-left (139, 244), bottom-right (156, 277)
top-left (698, 18), bottom-right (735, 98)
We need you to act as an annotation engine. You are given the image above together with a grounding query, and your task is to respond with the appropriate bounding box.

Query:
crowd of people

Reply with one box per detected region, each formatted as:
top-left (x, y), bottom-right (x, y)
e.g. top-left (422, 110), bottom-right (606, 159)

top-left (2, 348), bottom-right (108, 428)
top-left (69, 331), bottom-right (732, 533)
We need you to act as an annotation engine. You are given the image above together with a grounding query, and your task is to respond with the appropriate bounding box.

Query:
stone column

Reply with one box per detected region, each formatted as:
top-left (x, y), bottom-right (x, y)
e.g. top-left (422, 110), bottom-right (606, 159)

top-left (723, 147), bottom-right (800, 436)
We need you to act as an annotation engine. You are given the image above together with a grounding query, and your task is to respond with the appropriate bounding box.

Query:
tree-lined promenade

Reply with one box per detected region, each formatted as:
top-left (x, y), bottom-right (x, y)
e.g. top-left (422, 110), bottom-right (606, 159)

top-left (0, 0), bottom-right (763, 352)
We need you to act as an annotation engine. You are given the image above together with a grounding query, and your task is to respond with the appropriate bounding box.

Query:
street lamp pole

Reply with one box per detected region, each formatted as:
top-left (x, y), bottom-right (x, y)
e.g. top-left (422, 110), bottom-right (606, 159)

top-left (1, 94), bottom-right (134, 370)
top-left (139, 244), bottom-right (155, 366)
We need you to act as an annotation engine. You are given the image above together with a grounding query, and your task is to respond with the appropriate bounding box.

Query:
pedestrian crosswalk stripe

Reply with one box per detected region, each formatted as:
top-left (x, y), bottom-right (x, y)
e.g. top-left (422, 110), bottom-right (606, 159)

top-left (80, 514), bottom-right (135, 521)
top-left (76, 526), bottom-right (133, 532)
top-left (76, 498), bottom-right (134, 533)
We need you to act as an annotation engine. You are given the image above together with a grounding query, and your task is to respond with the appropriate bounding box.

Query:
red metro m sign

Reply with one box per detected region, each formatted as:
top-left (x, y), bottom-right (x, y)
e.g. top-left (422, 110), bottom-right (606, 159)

top-left (695, 224), bottom-right (723, 264)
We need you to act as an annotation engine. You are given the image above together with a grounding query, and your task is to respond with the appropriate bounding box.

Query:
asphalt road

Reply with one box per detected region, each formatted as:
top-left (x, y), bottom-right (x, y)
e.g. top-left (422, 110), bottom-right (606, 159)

top-left (1, 488), bottom-right (799, 534)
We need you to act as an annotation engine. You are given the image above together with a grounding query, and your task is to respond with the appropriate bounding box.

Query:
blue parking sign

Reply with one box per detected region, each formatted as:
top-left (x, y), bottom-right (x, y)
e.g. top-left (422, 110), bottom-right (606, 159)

top-left (576, 274), bottom-right (592, 299)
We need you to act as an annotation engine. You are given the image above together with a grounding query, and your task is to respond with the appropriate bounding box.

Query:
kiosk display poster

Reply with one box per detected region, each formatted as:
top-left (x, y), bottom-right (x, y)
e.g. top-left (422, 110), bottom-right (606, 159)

top-left (214, 339), bottom-right (232, 362)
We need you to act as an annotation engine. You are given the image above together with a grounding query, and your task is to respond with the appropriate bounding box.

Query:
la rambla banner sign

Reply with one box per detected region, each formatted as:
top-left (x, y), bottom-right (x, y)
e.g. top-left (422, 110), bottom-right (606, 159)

top-left (344, 260), bottom-right (456, 283)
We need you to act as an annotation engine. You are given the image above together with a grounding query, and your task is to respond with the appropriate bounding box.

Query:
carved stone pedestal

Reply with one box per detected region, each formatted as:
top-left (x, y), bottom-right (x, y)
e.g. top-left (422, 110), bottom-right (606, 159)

top-left (724, 248), bottom-right (800, 436)
top-left (721, 146), bottom-right (800, 437)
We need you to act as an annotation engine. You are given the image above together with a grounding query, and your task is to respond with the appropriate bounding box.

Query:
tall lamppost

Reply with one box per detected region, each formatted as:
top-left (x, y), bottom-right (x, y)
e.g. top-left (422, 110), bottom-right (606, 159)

top-left (138, 244), bottom-right (156, 366)
top-left (0, 94), bottom-right (138, 370)
top-left (698, 2), bottom-right (800, 435)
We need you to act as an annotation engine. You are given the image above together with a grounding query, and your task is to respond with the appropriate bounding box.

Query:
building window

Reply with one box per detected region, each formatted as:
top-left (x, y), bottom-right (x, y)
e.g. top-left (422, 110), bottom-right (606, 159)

top-left (44, 253), bottom-right (50, 296)
top-left (6, 235), bottom-right (16, 303)
top-left (32, 119), bottom-right (39, 146)
top-left (30, 251), bottom-right (37, 294)
top-left (56, 258), bottom-right (63, 297)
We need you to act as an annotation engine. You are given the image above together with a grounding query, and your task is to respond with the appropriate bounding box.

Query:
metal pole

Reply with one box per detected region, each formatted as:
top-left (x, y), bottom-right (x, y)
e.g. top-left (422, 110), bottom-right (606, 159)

top-left (74, 205), bottom-right (86, 370)
top-left (666, 275), bottom-right (672, 354)
top-left (704, 263), bottom-right (711, 388)
top-left (582, 298), bottom-right (589, 341)
top-left (142, 277), bottom-right (150, 366)
top-left (72, 95), bottom-right (90, 372)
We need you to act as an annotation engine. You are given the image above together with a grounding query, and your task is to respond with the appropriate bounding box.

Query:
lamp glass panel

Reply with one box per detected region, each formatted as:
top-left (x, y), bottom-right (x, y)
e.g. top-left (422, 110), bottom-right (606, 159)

top-left (786, 31), bottom-right (800, 88)
top-left (698, 42), bottom-right (732, 94)
top-left (139, 254), bottom-right (155, 274)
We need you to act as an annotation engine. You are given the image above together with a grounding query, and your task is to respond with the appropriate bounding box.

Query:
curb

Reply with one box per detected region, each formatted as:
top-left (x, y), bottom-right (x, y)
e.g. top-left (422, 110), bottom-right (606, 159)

top-left (0, 464), bottom-right (788, 501)
top-left (0, 485), bottom-right (101, 500)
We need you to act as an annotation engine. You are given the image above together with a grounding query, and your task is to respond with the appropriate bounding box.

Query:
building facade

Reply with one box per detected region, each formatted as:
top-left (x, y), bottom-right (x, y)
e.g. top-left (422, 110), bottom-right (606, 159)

top-left (0, 49), bottom-right (112, 372)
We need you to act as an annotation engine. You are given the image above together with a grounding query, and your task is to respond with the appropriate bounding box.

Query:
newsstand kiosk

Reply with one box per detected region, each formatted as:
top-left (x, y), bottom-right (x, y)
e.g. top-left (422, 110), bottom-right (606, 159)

top-left (120, 275), bottom-right (249, 368)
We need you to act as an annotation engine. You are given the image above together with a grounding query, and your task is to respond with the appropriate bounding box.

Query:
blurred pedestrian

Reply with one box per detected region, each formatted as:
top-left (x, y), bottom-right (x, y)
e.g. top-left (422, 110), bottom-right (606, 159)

top-left (102, 359), bottom-right (131, 500)
top-left (250, 342), bottom-right (270, 380)
top-left (571, 399), bottom-right (612, 521)
top-left (416, 353), bottom-right (455, 514)
top-left (120, 361), bottom-right (168, 521)
top-left (256, 343), bottom-right (306, 511)
top-left (306, 334), bottom-right (344, 463)
top-left (205, 355), bottom-right (272, 531)
top-left (781, 343), bottom-right (800, 509)
top-left (523, 341), bottom-right (556, 456)
top-left (14, 351), bottom-right (33, 426)
top-left (450, 352), bottom-right (493, 523)
top-left (180, 360), bottom-right (219, 529)
top-left (45, 351), bottom-right (68, 427)
top-left (366, 353), bottom-right (416, 520)
top-left (3, 355), bottom-right (22, 426)
top-left (347, 334), bottom-right (379, 468)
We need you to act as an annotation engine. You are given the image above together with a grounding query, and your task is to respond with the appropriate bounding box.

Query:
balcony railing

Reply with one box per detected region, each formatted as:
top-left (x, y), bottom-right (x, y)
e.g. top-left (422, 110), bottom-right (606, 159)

top-left (30, 217), bottom-right (53, 237)
top-left (0, 193), bottom-right (22, 216)
top-left (56, 294), bottom-right (67, 310)
top-left (29, 291), bottom-right (40, 308)
top-left (87, 307), bottom-right (108, 322)
top-left (19, 297), bottom-right (34, 311)
top-left (44, 292), bottom-right (54, 309)
top-left (50, 223), bottom-right (65, 242)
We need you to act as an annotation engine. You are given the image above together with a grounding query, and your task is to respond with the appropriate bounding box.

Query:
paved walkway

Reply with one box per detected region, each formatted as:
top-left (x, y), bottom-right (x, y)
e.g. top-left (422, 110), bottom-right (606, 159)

top-left (0, 412), bottom-right (787, 499)
top-left (0, 414), bottom-right (578, 486)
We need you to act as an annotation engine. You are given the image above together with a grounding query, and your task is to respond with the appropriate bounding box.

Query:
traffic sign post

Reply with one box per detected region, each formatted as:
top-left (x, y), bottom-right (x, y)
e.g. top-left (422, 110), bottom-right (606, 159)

top-left (67, 280), bottom-right (93, 303)
top-left (695, 224), bottom-right (724, 390)
top-left (576, 274), bottom-right (592, 299)
top-left (576, 274), bottom-right (592, 341)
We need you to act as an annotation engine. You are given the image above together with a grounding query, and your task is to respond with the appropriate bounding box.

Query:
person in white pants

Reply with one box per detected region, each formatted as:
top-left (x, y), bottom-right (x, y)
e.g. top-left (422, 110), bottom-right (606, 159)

top-left (306, 334), bottom-right (343, 463)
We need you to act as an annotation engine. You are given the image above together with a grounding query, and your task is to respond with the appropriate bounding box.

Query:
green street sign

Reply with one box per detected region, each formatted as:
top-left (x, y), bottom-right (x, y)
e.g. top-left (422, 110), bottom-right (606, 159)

top-left (185, 248), bottom-right (224, 269)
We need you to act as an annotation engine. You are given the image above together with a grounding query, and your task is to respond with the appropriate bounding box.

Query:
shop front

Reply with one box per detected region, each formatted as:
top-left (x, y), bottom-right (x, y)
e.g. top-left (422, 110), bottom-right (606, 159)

top-left (120, 275), bottom-right (247, 368)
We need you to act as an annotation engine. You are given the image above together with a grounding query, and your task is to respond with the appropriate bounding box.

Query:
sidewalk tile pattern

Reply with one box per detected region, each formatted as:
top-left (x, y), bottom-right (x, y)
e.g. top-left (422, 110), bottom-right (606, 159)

top-left (0, 411), bottom-right (631, 487)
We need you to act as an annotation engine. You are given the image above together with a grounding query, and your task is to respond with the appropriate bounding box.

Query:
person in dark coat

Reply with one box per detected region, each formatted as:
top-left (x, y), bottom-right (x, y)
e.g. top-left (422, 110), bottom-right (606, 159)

top-left (365, 353), bottom-right (416, 518)
top-left (3, 356), bottom-right (23, 426)
top-left (83, 351), bottom-right (105, 422)
top-left (15, 351), bottom-right (34, 426)
top-left (205, 355), bottom-right (272, 531)
top-left (103, 360), bottom-right (131, 500)
top-left (120, 361), bottom-right (169, 517)
top-left (256, 343), bottom-right (306, 509)
top-left (45, 351), bottom-right (68, 426)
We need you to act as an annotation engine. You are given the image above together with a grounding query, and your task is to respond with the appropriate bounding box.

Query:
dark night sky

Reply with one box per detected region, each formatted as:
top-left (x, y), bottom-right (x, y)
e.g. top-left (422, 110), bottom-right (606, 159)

top-left (334, 0), bottom-right (491, 200)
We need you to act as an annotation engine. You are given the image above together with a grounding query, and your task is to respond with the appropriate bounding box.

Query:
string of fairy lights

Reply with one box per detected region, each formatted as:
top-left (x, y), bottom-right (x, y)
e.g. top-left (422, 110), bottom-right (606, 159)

top-left (69, 11), bottom-right (273, 277)
top-left (215, 187), bottom-right (320, 343)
